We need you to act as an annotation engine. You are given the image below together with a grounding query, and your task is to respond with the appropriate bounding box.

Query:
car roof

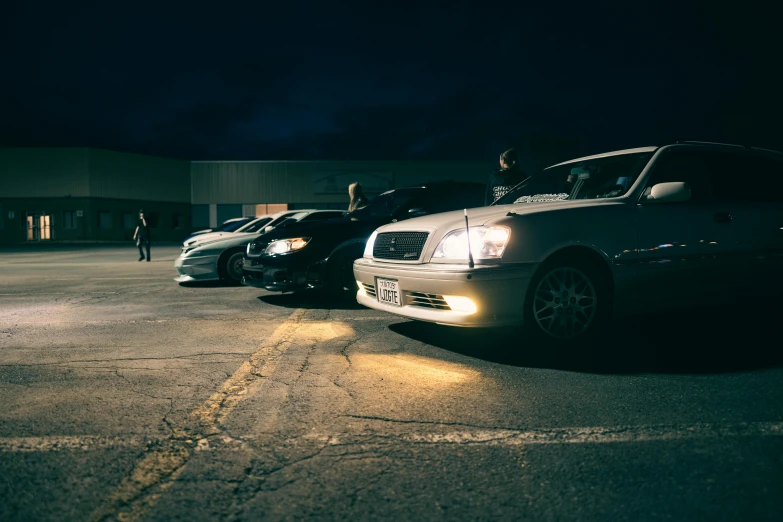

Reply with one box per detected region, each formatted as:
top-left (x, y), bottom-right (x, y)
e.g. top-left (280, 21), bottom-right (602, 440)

top-left (547, 142), bottom-right (783, 170)
top-left (546, 147), bottom-right (658, 169)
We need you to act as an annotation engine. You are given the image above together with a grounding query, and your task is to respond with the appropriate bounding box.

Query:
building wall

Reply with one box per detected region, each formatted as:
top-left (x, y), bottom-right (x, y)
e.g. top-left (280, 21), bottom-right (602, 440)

top-left (0, 148), bottom-right (90, 198)
top-left (190, 160), bottom-right (488, 206)
top-left (0, 197), bottom-right (191, 244)
top-left (88, 148), bottom-right (191, 202)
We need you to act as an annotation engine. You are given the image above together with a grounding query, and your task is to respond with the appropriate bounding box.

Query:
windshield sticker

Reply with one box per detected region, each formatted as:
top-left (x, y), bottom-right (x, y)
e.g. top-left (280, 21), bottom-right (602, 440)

top-left (514, 193), bottom-right (570, 204)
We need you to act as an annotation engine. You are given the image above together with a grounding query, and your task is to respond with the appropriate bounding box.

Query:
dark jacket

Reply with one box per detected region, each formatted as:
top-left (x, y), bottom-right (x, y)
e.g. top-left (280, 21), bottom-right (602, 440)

top-left (137, 218), bottom-right (150, 239)
top-left (485, 166), bottom-right (531, 205)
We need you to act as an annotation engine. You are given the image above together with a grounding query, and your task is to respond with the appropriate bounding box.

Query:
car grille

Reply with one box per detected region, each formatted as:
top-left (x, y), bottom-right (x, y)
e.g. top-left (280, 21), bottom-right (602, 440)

top-left (360, 283), bottom-right (377, 298)
top-left (373, 232), bottom-right (429, 261)
top-left (407, 292), bottom-right (452, 310)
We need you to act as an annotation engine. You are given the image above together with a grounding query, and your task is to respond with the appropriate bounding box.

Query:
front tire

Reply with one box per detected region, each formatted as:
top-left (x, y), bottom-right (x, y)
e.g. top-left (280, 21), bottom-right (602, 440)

top-left (326, 250), bottom-right (361, 296)
top-left (523, 257), bottom-right (610, 344)
top-left (219, 250), bottom-right (245, 284)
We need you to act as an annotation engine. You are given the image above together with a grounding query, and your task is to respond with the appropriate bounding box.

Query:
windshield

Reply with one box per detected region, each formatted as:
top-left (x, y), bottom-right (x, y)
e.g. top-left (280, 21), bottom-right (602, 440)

top-left (348, 188), bottom-right (423, 219)
top-left (237, 217), bottom-right (273, 233)
top-left (493, 152), bottom-right (654, 205)
top-left (218, 218), bottom-right (252, 232)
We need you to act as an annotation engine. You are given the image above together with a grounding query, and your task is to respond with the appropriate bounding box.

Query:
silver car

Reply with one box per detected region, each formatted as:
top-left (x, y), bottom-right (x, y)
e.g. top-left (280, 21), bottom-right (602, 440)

top-left (354, 142), bottom-right (783, 342)
top-left (175, 210), bottom-right (345, 283)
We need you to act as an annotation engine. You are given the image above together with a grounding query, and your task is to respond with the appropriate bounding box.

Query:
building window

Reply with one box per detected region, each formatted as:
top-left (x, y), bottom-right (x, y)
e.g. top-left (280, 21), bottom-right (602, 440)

top-left (172, 213), bottom-right (183, 230)
top-left (99, 211), bottom-right (113, 230)
top-left (63, 210), bottom-right (77, 229)
top-left (122, 212), bottom-right (135, 229)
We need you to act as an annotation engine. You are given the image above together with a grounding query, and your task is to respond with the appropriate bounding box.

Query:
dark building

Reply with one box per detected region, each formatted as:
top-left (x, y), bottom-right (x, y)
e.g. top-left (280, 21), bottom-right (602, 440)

top-left (0, 148), bottom-right (191, 245)
top-left (0, 147), bottom-right (487, 245)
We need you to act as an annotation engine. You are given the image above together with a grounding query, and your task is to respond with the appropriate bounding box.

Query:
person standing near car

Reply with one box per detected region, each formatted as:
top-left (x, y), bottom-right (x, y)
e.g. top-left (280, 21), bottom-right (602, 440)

top-left (348, 182), bottom-right (369, 212)
top-left (133, 209), bottom-right (151, 262)
top-left (485, 148), bottom-right (532, 205)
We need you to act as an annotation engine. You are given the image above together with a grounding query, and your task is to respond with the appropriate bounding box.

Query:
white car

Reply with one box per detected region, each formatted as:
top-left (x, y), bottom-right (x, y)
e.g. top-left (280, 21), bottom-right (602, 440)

top-left (175, 210), bottom-right (346, 283)
top-left (182, 213), bottom-right (288, 248)
top-left (354, 141), bottom-right (783, 342)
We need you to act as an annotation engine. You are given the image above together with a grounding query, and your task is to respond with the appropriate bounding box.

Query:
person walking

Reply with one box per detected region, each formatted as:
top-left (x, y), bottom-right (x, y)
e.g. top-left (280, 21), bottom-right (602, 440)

top-left (485, 148), bottom-right (531, 205)
top-left (348, 182), bottom-right (369, 212)
top-left (133, 209), bottom-right (151, 262)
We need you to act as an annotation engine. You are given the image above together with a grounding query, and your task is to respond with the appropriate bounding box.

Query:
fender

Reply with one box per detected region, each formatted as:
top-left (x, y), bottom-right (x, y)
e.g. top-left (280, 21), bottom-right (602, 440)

top-left (327, 237), bottom-right (368, 262)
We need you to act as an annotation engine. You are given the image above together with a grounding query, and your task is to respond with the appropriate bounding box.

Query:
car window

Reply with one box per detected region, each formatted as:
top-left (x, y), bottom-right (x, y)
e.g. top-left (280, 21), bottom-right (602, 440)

top-left (644, 151), bottom-right (714, 203)
top-left (349, 188), bottom-right (424, 219)
top-left (494, 152), bottom-right (653, 205)
top-left (239, 217), bottom-right (273, 233)
top-left (301, 211), bottom-right (344, 221)
top-left (220, 219), bottom-right (252, 232)
top-left (645, 150), bottom-right (783, 204)
top-left (707, 152), bottom-right (783, 204)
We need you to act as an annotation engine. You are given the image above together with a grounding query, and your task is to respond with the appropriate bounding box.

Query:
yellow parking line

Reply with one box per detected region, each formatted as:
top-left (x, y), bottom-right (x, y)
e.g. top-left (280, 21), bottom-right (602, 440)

top-left (88, 310), bottom-right (357, 522)
top-left (88, 308), bottom-right (307, 522)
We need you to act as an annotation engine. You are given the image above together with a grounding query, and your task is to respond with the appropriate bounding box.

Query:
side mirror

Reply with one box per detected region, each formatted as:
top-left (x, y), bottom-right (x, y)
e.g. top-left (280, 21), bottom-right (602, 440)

top-left (645, 182), bottom-right (691, 203)
top-left (264, 226), bottom-right (274, 233)
top-left (408, 207), bottom-right (427, 217)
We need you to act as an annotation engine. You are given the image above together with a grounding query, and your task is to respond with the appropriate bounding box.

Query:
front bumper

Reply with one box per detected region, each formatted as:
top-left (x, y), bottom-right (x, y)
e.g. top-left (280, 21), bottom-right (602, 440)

top-left (174, 254), bottom-right (220, 282)
top-left (353, 257), bottom-right (537, 327)
top-left (242, 255), bottom-right (326, 291)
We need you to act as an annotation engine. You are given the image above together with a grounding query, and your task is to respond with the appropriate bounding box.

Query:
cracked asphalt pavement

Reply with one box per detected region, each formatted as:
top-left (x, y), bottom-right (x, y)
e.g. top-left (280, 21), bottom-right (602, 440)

top-left (1, 245), bottom-right (782, 521)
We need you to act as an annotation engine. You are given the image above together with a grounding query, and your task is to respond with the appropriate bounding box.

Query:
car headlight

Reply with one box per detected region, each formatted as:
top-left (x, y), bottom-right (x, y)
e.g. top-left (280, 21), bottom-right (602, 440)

top-left (264, 237), bottom-right (311, 255)
top-left (364, 231), bottom-right (378, 258)
top-left (432, 226), bottom-right (510, 260)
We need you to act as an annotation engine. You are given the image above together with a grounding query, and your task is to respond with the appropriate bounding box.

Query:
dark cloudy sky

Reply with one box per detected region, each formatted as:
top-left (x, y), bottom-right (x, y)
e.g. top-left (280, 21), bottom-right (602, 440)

top-left (1, 1), bottom-right (781, 167)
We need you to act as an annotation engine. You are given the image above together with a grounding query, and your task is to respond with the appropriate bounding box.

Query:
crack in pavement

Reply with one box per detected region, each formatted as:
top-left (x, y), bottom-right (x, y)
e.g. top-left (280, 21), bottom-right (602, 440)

top-left (332, 338), bottom-right (360, 399)
top-left (87, 309), bottom-right (307, 522)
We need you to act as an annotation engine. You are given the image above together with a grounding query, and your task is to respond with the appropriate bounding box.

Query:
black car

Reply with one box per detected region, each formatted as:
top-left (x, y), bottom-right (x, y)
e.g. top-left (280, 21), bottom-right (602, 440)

top-left (242, 181), bottom-right (486, 294)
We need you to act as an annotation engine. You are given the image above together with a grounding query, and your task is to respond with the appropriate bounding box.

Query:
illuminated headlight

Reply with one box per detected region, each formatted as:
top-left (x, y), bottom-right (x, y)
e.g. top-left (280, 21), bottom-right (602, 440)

top-left (363, 231), bottom-right (378, 258)
top-left (432, 226), bottom-right (510, 260)
top-left (264, 237), bottom-right (311, 255)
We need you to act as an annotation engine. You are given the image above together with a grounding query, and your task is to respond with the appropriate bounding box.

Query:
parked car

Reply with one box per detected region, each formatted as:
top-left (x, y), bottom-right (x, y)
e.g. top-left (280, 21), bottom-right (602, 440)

top-left (353, 142), bottom-right (783, 343)
top-left (242, 182), bottom-right (486, 294)
top-left (183, 214), bottom-right (280, 249)
top-left (183, 216), bottom-right (254, 242)
top-left (174, 210), bottom-right (346, 283)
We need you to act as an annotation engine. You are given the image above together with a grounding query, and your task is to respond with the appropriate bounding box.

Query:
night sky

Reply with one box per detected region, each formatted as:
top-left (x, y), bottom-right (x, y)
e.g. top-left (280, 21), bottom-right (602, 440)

top-left (2, 1), bottom-right (781, 168)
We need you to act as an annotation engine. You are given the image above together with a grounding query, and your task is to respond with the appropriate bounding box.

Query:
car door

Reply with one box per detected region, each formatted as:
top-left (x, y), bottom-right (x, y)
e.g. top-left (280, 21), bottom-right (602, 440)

top-left (634, 149), bottom-right (739, 310)
top-left (708, 151), bottom-right (783, 296)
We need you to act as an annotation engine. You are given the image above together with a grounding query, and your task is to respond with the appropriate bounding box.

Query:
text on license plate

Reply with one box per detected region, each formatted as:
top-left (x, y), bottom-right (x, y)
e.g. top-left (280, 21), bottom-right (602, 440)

top-left (376, 278), bottom-right (402, 307)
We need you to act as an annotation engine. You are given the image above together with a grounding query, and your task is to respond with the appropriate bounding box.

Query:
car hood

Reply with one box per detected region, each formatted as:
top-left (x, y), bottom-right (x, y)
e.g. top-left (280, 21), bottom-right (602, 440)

top-left (374, 199), bottom-right (618, 234)
top-left (253, 216), bottom-right (388, 244)
top-left (188, 233), bottom-right (259, 251)
top-left (184, 230), bottom-right (237, 246)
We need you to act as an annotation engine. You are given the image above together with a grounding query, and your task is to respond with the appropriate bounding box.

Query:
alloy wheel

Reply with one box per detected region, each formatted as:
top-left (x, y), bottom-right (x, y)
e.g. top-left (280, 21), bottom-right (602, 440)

top-left (227, 253), bottom-right (244, 281)
top-left (533, 266), bottom-right (597, 340)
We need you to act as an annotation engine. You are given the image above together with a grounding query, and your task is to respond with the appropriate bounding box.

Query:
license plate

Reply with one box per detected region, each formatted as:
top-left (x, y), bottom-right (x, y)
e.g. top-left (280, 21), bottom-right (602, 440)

top-left (376, 278), bottom-right (402, 307)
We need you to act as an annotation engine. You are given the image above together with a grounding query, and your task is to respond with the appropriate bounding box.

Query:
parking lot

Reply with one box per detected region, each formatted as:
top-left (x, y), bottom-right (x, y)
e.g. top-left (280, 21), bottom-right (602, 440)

top-left (1, 245), bottom-right (782, 521)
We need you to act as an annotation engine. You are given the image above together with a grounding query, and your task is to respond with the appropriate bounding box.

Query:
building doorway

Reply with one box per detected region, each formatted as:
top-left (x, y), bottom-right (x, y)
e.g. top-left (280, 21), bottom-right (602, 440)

top-left (26, 212), bottom-right (52, 241)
